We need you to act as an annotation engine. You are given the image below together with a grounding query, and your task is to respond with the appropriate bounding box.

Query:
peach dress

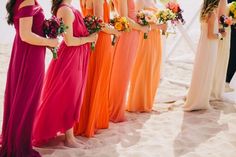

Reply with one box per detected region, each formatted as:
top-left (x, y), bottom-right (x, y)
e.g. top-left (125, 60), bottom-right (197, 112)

top-left (127, 27), bottom-right (162, 112)
top-left (109, 0), bottom-right (140, 122)
top-left (74, 1), bottom-right (114, 137)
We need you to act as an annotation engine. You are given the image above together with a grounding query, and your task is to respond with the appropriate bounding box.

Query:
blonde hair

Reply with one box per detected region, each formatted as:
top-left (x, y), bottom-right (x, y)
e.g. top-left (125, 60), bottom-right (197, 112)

top-left (200, 0), bottom-right (220, 21)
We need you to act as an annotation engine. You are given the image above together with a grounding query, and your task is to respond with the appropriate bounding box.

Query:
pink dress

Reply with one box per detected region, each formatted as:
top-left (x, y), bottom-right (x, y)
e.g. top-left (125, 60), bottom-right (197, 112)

top-left (109, 0), bottom-right (140, 122)
top-left (33, 4), bottom-right (90, 146)
top-left (0, 1), bottom-right (45, 157)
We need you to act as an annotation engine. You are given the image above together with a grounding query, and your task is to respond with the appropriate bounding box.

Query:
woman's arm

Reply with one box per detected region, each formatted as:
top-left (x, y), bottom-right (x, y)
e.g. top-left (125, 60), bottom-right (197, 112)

top-left (92, 0), bottom-right (120, 36)
top-left (57, 6), bottom-right (98, 47)
top-left (19, 0), bottom-right (59, 47)
top-left (207, 12), bottom-right (220, 40)
top-left (118, 0), bottom-right (149, 33)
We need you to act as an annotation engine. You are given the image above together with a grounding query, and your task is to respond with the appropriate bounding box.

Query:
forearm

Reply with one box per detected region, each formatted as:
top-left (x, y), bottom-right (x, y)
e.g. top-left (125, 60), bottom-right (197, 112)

top-left (64, 36), bottom-right (90, 46)
top-left (20, 32), bottom-right (50, 46)
top-left (127, 17), bottom-right (143, 31)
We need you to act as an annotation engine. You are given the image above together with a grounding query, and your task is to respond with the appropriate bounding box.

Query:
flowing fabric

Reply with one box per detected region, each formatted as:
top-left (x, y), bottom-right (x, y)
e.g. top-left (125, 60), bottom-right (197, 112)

top-left (74, 0), bottom-right (114, 137)
top-left (127, 29), bottom-right (162, 112)
top-left (211, 27), bottom-right (231, 100)
top-left (183, 17), bottom-right (219, 111)
top-left (33, 4), bottom-right (90, 146)
top-left (109, 0), bottom-right (140, 122)
top-left (0, 1), bottom-right (45, 157)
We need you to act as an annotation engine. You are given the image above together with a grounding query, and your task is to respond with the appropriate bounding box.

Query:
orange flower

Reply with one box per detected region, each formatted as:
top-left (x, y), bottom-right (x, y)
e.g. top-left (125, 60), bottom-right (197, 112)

top-left (115, 22), bottom-right (123, 31)
top-left (225, 17), bottom-right (233, 25)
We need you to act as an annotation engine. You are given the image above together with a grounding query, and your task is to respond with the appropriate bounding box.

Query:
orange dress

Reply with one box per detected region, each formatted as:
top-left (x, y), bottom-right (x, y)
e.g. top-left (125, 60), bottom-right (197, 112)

top-left (79, 0), bottom-right (87, 15)
top-left (108, 0), bottom-right (140, 122)
top-left (74, 1), bottom-right (113, 137)
top-left (127, 29), bottom-right (162, 112)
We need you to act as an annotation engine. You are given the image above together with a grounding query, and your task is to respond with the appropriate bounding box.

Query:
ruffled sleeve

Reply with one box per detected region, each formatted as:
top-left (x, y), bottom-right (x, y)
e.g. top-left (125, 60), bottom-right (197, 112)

top-left (15, 5), bottom-right (41, 18)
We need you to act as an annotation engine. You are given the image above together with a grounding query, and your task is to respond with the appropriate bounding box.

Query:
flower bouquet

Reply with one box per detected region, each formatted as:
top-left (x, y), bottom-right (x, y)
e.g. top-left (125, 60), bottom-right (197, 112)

top-left (219, 15), bottom-right (233, 33)
top-left (166, 2), bottom-right (185, 24)
top-left (229, 1), bottom-right (236, 19)
top-left (43, 16), bottom-right (68, 59)
top-left (110, 16), bottom-right (130, 45)
top-left (136, 10), bottom-right (157, 39)
top-left (84, 15), bottom-right (103, 50)
top-left (156, 9), bottom-right (176, 24)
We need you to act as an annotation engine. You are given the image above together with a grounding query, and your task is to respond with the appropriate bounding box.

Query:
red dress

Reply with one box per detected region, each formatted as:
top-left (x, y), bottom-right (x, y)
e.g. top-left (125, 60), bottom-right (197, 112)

top-left (0, 1), bottom-right (45, 157)
top-left (33, 4), bottom-right (90, 146)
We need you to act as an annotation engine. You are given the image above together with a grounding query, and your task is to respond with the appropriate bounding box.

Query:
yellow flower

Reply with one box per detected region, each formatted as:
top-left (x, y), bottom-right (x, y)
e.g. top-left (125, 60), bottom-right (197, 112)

top-left (120, 17), bottom-right (128, 23)
top-left (115, 22), bottom-right (123, 31)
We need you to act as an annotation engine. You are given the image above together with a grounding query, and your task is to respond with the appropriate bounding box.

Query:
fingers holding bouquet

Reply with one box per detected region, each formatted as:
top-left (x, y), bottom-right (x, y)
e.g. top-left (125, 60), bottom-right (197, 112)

top-left (83, 15), bottom-right (104, 50)
top-left (109, 16), bottom-right (131, 45)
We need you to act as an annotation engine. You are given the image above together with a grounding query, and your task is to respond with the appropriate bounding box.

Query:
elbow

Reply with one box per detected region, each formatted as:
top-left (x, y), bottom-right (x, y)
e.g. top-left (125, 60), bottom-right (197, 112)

top-left (207, 33), bottom-right (216, 40)
top-left (20, 31), bottom-right (30, 43)
top-left (64, 38), bottom-right (73, 47)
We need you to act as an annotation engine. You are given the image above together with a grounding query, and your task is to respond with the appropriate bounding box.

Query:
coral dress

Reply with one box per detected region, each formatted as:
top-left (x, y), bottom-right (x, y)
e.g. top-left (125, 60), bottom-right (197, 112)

top-left (183, 14), bottom-right (219, 111)
top-left (33, 4), bottom-right (90, 145)
top-left (127, 28), bottom-right (162, 112)
top-left (74, 0), bottom-right (114, 137)
top-left (109, 0), bottom-right (140, 122)
top-left (0, 2), bottom-right (45, 157)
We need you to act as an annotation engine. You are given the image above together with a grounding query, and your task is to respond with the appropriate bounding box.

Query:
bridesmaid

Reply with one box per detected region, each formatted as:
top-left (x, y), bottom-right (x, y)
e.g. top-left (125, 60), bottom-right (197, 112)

top-left (74, 0), bottom-right (120, 137)
top-left (211, 0), bottom-right (231, 100)
top-left (0, 0), bottom-right (59, 156)
top-left (183, 0), bottom-right (225, 111)
top-left (108, 0), bottom-right (150, 122)
top-left (127, 0), bottom-right (166, 112)
top-left (226, 0), bottom-right (236, 91)
top-left (33, 0), bottom-right (98, 147)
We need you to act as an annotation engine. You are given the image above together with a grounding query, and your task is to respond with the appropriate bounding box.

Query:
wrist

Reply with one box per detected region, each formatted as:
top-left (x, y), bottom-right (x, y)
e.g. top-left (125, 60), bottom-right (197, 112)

top-left (217, 33), bottom-right (223, 40)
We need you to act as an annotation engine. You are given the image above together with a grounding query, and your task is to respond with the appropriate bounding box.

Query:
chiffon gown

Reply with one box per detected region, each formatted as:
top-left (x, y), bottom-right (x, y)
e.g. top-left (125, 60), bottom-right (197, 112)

top-left (74, 1), bottom-right (114, 137)
top-left (0, 2), bottom-right (45, 157)
top-left (127, 29), bottom-right (162, 112)
top-left (33, 4), bottom-right (90, 146)
top-left (183, 16), bottom-right (219, 111)
top-left (211, 27), bottom-right (231, 100)
top-left (109, 0), bottom-right (140, 122)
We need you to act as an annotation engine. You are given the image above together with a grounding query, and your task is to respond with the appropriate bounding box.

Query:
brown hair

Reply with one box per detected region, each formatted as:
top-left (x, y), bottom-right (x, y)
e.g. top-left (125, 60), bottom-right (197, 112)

top-left (51, 0), bottom-right (63, 15)
top-left (200, 0), bottom-right (220, 21)
top-left (6, 0), bottom-right (17, 25)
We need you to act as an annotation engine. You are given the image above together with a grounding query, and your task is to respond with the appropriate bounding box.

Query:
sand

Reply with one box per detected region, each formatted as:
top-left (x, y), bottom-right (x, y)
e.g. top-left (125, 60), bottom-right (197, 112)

top-left (0, 0), bottom-right (236, 156)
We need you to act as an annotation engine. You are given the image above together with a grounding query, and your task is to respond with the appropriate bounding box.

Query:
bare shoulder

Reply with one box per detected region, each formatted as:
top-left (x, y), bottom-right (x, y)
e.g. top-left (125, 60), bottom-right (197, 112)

top-left (207, 11), bottom-right (216, 22)
top-left (57, 6), bottom-right (74, 20)
top-left (19, 0), bottom-right (35, 9)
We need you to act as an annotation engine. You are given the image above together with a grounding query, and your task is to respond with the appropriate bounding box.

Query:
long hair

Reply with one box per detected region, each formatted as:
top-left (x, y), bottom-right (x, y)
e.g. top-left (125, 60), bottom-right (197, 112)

top-left (200, 0), bottom-right (220, 21)
top-left (51, 0), bottom-right (63, 15)
top-left (6, 0), bottom-right (17, 25)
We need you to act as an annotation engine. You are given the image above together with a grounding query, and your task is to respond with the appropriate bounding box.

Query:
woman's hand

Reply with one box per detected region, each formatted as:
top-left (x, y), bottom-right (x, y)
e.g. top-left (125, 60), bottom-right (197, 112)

top-left (220, 31), bottom-right (227, 38)
top-left (140, 25), bottom-right (150, 33)
top-left (88, 33), bottom-right (99, 43)
top-left (47, 38), bottom-right (60, 48)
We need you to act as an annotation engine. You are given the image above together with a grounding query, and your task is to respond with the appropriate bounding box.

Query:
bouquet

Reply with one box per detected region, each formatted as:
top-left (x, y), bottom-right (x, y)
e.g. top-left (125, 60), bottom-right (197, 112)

top-left (166, 2), bottom-right (185, 24)
top-left (229, 1), bottom-right (236, 19)
top-left (84, 15), bottom-right (103, 50)
top-left (43, 16), bottom-right (68, 59)
top-left (219, 15), bottom-right (233, 33)
top-left (136, 10), bottom-right (157, 39)
top-left (110, 16), bottom-right (130, 45)
top-left (156, 9), bottom-right (176, 24)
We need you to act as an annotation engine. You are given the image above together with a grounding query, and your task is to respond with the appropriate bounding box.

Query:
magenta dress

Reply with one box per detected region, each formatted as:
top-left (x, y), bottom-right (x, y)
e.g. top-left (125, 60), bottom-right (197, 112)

top-left (32, 4), bottom-right (90, 146)
top-left (0, 1), bottom-right (45, 157)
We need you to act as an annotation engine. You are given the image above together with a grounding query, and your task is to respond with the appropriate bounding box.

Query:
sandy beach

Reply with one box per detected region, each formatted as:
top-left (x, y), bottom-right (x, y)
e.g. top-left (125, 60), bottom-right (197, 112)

top-left (0, 0), bottom-right (236, 156)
